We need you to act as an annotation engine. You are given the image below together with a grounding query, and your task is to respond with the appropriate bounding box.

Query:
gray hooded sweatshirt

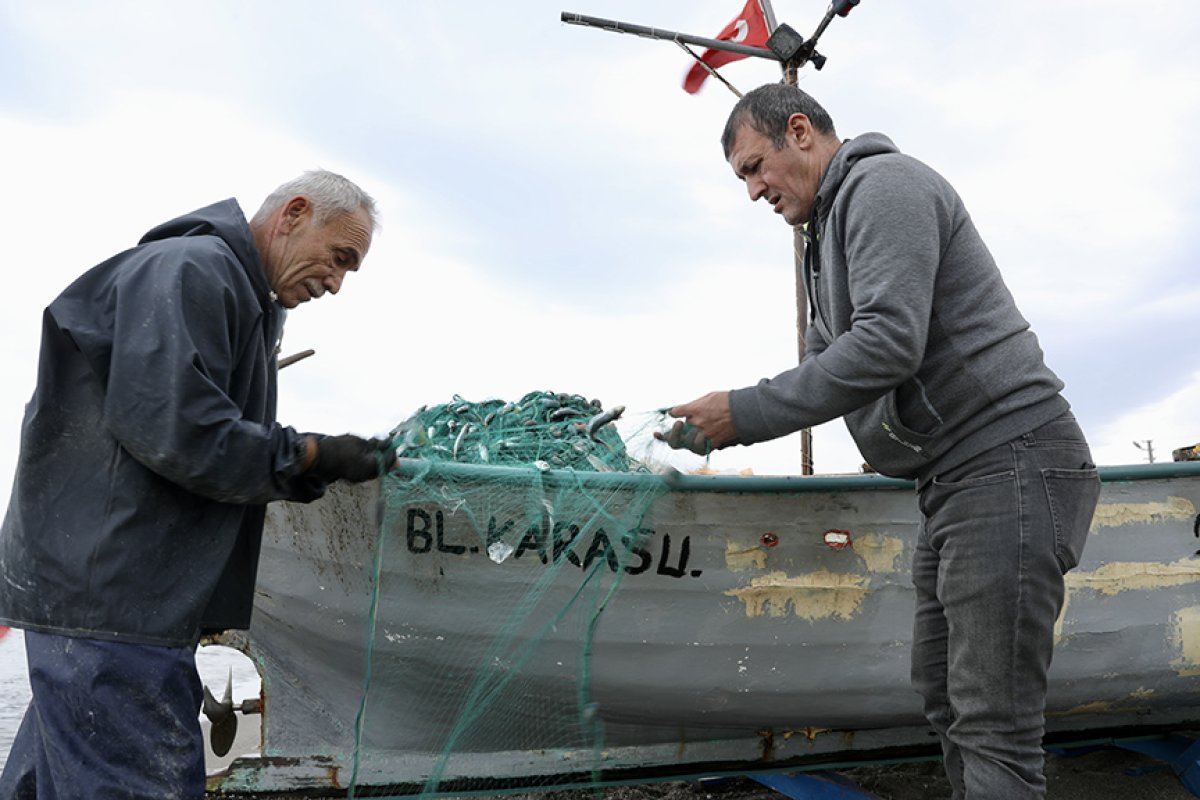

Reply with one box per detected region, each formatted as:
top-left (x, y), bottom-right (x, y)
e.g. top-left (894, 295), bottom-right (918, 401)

top-left (728, 133), bottom-right (1069, 483)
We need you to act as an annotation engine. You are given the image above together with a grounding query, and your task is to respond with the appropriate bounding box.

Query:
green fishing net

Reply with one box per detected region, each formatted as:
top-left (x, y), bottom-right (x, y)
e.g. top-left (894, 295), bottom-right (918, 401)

top-left (349, 391), bottom-right (674, 797)
top-left (390, 390), bottom-right (645, 473)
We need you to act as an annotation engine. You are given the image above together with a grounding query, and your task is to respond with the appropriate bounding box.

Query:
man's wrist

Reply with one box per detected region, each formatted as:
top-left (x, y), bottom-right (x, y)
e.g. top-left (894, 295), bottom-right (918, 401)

top-left (298, 436), bottom-right (318, 473)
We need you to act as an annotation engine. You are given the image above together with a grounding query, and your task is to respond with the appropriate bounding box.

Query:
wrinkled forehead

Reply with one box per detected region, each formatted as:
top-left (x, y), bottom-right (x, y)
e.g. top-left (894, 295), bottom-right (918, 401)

top-left (325, 208), bottom-right (374, 254)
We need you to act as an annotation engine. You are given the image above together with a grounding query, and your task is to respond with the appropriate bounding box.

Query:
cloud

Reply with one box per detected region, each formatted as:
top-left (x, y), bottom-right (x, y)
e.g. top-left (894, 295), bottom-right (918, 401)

top-left (2, 0), bottom-right (1198, 491)
top-left (0, 90), bottom-right (382, 486)
top-left (1091, 368), bottom-right (1200, 466)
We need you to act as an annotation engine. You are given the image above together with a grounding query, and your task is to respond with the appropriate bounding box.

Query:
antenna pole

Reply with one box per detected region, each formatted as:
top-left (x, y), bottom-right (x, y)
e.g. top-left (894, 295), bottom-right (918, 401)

top-left (765, 0), bottom-right (816, 475)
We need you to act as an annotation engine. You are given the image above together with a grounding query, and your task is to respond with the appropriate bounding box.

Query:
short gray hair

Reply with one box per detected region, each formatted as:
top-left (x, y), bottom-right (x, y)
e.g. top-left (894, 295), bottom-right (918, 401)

top-left (721, 83), bottom-right (838, 158)
top-left (251, 169), bottom-right (379, 231)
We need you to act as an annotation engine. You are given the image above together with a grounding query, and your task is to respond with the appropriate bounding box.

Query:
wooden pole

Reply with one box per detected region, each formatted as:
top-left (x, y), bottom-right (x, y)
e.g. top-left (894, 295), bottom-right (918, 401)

top-left (278, 349), bottom-right (316, 370)
top-left (759, 0), bottom-right (814, 475)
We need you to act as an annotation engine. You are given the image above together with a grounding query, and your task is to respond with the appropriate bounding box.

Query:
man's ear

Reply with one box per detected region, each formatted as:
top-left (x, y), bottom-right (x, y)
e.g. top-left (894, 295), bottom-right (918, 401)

top-left (279, 196), bottom-right (311, 233)
top-left (787, 112), bottom-right (812, 145)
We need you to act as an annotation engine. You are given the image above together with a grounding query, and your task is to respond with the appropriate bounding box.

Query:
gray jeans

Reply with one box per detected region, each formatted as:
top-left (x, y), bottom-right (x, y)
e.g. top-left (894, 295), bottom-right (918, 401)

top-left (912, 413), bottom-right (1100, 799)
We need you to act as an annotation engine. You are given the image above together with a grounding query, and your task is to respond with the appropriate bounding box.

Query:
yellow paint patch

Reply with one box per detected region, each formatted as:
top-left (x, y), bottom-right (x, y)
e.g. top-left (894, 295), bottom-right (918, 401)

top-left (1049, 700), bottom-right (1112, 717)
top-left (1064, 558), bottom-right (1200, 596)
top-left (1170, 606), bottom-right (1200, 677)
top-left (725, 569), bottom-right (868, 621)
top-left (725, 543), bottom-right (768, 572)
top-left (1054, 589), bottom-right (1071, 644)
top-left (1090, 497), bottom-right (1195, 532)
top-left (854, 534), bottom-right (904, 573)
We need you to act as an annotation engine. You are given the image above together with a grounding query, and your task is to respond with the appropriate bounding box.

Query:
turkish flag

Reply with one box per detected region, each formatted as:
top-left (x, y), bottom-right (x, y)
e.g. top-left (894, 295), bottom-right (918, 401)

top-left (683, 0), bottom-right (770, 94)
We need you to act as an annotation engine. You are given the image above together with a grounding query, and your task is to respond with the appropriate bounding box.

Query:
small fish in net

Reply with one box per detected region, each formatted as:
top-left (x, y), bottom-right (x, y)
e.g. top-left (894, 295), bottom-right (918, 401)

top-left (389, 390), bottom-right (648, 473)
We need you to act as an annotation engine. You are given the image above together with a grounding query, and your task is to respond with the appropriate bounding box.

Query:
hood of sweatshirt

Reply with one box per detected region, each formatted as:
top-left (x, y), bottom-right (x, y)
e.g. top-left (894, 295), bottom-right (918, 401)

top-left (811, 132), bottom-right (899, 228)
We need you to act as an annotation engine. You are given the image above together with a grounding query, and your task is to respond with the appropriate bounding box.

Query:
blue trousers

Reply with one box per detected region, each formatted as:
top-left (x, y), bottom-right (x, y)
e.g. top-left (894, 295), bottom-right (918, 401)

top-left (912, 413), bottom-right (1100, 799)
top-left (0, 631), bottom-right (205, 799)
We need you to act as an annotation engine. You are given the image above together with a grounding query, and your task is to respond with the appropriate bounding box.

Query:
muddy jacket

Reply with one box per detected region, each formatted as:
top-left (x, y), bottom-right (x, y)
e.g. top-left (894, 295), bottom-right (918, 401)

top-left (729, 133), bottom-right (1069, 482)
top-left (0, 200), bottom-right (327, 646)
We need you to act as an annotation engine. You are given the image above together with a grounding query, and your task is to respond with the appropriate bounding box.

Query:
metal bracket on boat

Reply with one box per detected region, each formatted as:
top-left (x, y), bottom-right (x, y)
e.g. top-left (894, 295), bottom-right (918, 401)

top-left (203, 668), bottom-right (262, 757)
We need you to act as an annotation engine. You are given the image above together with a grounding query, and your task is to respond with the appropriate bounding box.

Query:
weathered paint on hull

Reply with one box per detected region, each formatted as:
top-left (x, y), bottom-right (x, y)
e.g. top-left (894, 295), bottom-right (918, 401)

top-left (210, 461), bottom-right (1200, 795)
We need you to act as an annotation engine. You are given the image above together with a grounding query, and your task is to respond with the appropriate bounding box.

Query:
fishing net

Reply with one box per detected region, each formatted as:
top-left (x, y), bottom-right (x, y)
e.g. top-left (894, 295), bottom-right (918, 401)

top-left (348, 390), bottom-right (678, 797)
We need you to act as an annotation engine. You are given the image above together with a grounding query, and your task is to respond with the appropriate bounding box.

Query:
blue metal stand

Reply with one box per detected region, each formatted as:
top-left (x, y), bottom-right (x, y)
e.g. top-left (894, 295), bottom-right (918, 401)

top-left (1111, 734), bottom-right (1200, 797)
top-left (1047, 733), bottom-right (1200, 798)
top-left (744, 732), bottom-right (1200, 799)
top-left (750, 770), bottom-right (882, 799)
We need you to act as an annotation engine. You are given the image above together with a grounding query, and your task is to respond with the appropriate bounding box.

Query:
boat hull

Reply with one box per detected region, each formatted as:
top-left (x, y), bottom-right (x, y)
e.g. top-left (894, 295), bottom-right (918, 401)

top-left (211, 461), bottom-right (1200, 795)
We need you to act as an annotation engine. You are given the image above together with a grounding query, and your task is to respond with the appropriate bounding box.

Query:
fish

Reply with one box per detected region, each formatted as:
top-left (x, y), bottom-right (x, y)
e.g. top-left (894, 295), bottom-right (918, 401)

top-left (453, 423), bottom-right (474, 459)
top-left (587, 405), bottom-right (625, 439)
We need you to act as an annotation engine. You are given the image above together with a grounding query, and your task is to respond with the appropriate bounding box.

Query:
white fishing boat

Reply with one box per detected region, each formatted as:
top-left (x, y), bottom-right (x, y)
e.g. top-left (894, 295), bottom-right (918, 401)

top-left (205, 457), bottom-right (1200, 796)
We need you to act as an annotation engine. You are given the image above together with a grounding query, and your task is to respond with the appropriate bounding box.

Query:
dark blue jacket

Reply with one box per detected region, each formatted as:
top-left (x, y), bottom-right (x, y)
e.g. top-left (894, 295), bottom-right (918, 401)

top-left (0, 200), bottom-right (326, 646)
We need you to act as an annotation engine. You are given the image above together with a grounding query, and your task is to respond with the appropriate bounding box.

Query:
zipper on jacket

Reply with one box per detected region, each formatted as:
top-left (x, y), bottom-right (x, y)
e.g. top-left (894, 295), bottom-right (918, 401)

top-left (803, 220), bottom-right (834, 340)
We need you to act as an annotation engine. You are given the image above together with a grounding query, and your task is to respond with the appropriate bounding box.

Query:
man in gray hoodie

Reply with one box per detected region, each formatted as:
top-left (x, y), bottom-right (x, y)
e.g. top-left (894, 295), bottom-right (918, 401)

top-left (661, 84), bottom-right (1100, 799)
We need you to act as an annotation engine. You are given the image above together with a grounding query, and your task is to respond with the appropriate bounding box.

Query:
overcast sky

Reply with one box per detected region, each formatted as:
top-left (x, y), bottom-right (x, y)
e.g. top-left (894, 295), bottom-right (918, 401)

top-left (1, 0), bottom-right (1197, 484)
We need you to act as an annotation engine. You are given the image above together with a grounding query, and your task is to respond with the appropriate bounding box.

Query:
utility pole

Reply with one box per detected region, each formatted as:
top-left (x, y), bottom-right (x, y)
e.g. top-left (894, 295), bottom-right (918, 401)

top-left (755, 0), bottom-right (814, 475)
top-left (1133, 440), bottom-right (1155, 464)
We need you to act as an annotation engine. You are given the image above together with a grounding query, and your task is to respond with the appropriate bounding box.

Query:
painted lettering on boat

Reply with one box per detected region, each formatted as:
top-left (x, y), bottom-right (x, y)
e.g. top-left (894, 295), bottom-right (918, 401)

top-left (403, 508), bottom-right (702, 578)
top-left (1089, 496), bottom-right (1195, 532)
top-left (724, 569), bottom-right (868, 621)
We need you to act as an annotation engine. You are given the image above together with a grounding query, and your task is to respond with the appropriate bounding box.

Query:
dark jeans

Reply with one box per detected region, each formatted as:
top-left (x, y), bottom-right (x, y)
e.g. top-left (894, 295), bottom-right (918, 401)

top-left (912, 413), bottom-right (1100, 800)
top-left (0, 631), bottom-right (205, 800)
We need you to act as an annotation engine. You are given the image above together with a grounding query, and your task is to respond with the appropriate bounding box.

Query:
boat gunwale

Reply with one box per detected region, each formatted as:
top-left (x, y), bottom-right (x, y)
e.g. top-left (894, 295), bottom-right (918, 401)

top-left (390, 458), bottom-right (1200, 494)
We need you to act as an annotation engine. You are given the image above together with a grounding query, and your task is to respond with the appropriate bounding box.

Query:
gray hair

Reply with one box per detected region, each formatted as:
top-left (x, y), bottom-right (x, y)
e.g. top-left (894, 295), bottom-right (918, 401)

top-left (721, 83), bottom-right (838, 158)
top-left (251, 169), bottom-right (379, 231)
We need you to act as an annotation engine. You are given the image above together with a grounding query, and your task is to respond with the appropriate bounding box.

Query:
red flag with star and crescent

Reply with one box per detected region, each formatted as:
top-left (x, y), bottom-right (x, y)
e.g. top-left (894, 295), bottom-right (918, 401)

top-left (683, 0), bottom-right (770, 94)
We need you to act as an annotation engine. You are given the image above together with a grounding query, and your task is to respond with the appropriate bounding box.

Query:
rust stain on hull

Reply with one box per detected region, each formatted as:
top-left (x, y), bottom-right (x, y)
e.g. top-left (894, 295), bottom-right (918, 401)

top-left (725, 569), bottom-right (869, 620)
top-left (1049, 700), bottom-right (1113, 717)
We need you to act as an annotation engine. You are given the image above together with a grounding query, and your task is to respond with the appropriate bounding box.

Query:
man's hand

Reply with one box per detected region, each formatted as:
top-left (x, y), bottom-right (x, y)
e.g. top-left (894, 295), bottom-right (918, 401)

top-left (311, 434), bottom-right (393, 483)
top-left (655, 391), bottom-right (737, 455)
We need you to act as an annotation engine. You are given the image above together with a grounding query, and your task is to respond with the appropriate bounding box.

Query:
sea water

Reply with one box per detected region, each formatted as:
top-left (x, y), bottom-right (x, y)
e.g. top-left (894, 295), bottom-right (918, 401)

top-left (0, 629), bottom-right (262, 773)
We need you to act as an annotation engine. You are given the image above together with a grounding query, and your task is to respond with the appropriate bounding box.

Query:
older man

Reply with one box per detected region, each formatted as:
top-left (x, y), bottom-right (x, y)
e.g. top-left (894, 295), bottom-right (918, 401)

top-left (661, 84), bottom-right (1100, 799)
top-left (0, 170), bottom-right (388, 798)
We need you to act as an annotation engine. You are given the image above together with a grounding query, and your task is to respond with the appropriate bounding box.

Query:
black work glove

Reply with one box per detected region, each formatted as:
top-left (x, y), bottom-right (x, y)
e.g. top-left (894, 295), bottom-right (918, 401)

top-left (311, 435), bottom-right (393, 483)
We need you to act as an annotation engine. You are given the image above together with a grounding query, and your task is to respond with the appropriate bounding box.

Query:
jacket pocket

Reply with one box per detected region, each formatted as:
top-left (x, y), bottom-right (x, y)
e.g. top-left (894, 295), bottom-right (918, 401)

top-left (846, 384), bottom-right (943, 478)
top-left (1042, 466), bottom-right (1101, 573)
top-left (893, 377), bottom-right (943, 436)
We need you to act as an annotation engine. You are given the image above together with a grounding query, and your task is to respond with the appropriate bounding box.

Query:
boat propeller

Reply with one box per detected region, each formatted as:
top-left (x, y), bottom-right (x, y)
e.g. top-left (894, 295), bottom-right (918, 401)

top-left (202, 668), bottom-right (262, 757)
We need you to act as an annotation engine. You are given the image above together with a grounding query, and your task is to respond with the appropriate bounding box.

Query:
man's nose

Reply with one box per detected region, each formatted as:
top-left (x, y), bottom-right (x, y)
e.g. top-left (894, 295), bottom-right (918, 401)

top-left (324, 271), bottom-right (345, 295)
top-left (747, 177), bottom-right (766, 202)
